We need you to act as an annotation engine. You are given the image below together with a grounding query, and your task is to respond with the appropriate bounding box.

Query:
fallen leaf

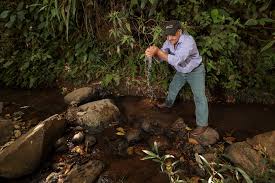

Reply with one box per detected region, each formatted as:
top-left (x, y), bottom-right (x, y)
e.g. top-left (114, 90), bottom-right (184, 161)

top-left (116, 127), bottom-right (126, 133)
top-left (71, 145), bottom-right (85, 155)
top-left (188, 138), bottom-right (199, 145)
top-left (223, 136), bottom-right (236, 144)
top-left (127, 146), bottom-right (134, 155)
top-left (185, 126), bottom-right (192, 131)
top-left (116, 131), bottom-right (125, 136)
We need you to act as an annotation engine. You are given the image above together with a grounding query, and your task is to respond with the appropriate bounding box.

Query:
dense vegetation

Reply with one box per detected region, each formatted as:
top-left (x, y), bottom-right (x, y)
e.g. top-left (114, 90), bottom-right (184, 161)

top-left (0, 0), bottom-right (274, 102)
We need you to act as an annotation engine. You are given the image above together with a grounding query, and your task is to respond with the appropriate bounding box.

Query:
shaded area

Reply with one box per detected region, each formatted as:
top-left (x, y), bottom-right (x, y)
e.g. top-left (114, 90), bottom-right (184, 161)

top-left (0, 89), bottom-right (275, 182)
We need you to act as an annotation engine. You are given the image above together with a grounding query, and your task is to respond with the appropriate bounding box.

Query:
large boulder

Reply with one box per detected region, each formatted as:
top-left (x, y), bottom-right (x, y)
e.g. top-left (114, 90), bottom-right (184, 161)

top-left (225, 141), bottom-right (266, 176)
top-left (246, 130), bottom-right (275, 160)
top-left (65, 160), bottom-right (104, 183)
top-left (0, 117), bottom-right (13, 146)
top-left (76, 99), bottom-right (120, 132)
top-left (0, 114), bottom-right (65, 178)
top-left (64, 87), bottom-right (95, 105)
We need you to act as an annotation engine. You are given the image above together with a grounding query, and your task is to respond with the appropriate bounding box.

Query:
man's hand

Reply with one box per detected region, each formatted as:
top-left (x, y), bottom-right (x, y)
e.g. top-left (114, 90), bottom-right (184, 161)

top-left (145, 45), bottom-right (159, 57)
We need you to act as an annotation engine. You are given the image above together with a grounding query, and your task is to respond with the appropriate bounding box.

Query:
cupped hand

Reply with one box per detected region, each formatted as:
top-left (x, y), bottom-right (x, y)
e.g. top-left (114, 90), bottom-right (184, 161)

top-left (145, 45), bottom-right (159, 57)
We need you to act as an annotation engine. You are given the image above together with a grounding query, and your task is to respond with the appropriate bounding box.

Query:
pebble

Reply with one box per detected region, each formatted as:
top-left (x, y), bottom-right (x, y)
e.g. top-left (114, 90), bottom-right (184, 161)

top-left (14, 130), bottom-right (22, 138)
top-left (72, 132), bottom-right (85, 144)
top-left (14, 124), bottom-right (20, 129)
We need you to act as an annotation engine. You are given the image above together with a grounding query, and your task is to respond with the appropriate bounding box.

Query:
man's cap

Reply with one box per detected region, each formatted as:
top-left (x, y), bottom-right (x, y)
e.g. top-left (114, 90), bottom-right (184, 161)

top-left (163, 20), bottom-right (181, 36)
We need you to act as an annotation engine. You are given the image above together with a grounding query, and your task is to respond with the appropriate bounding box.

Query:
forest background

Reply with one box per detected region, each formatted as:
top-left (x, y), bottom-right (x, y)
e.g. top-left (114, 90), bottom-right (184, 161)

top-left (0, 0), bottom-right (274, 103)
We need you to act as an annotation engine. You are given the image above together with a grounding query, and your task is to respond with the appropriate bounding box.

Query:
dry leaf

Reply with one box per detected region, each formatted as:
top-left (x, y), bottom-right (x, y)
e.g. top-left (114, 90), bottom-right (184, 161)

top-left (71, 145), bottom-right (85, 155)
top-left (190, 176), bottom-right (201, 183)
top-left (185, 126), bottom-right (192, 131)
top-left (188, 138), bottom-right (199, 145)
top-left (223, 136), bottom-right (236, 144)
top-left (116, 127), bottom-right (126, 133)
top-left (116, 132), bottom-right (125, 136)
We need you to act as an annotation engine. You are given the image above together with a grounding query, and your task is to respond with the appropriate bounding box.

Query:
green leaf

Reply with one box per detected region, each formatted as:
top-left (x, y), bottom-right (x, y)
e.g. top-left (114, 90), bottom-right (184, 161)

top-left (211, 9), bottom-right (219, 23)
top-left (130, 0), bottom-right (138, 8)
top-left (29, 77), bottom-right (37, 88)
top-left (235, 167), bottom-right (253, 183)
top-left (261, 40), bottom-right (275, 52)
top-left (5, 15), bottom-right (16, 28)
top-left (244, 19), bottom-right (258, 26)
top-left (3, 60), bottom-right (13, 68)
top-left (140, 0), bottom-right (147, 9)
top-left (17, 2), bottom-right (24, 11)
top-left (142, 150), bottom-right (158, 158)
top-left (17, 10), bottom-right (26, 21)
top-left (0, 10), bottom-right (11, 19)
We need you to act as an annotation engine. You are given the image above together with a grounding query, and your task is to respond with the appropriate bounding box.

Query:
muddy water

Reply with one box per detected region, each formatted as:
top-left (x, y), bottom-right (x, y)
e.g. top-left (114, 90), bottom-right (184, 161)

top-left (0, 88), bottom-right (275, 183)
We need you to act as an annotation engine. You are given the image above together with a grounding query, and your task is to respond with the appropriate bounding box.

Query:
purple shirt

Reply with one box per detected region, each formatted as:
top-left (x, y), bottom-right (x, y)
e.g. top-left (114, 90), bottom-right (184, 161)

top-left (161, 33), bottom-right (202, 73)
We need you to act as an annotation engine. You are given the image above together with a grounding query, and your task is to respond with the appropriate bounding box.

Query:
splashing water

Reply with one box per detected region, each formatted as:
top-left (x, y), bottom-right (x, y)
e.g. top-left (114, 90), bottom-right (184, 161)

top-left (144, 56), bottom-right (156, 99)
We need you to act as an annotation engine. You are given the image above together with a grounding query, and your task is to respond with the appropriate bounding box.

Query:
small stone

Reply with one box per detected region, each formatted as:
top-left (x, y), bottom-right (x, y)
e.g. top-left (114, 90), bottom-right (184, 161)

top-left (72, 132), bottom-right (85, 144)
top-left (74, 126), bottom-right (84, 131)
top-left (14, 130), bottom-right (22, 138)
top-left (170, 118), bottom-right (187, 132)
top-left (14, 125), bottom-right (20, 129)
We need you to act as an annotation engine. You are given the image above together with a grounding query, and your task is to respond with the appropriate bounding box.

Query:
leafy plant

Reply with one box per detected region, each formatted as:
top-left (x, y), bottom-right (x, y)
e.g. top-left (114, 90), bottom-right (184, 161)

top-left (195, 153), bottom-right (253, 183)
top-left (142, 142), bottom-right (185, 183)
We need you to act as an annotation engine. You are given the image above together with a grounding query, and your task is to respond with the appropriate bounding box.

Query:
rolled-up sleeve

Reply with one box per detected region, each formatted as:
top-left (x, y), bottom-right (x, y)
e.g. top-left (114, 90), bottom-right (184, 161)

top-left (167, 37), bottom-right (194, 67)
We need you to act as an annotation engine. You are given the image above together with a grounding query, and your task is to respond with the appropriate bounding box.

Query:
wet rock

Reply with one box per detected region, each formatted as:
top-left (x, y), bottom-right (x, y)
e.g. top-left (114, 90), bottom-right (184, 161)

top-left (65, 106), bottom-right (80, 122)
top-left (148, 135), bottom-right (170, 151)
top-left (192, 127), bottom-right (219, 146)
top-left (0, 102), bottom-right (3, 114)
top-left (54, 137), bottom-right (68, 153)
top-left (141, 118), bottom-right (165, 135)
top-left (0, 118), bottom-right (14, 146)
top-left (74, 126), bottom-right (84, 131)
top-left (108, 139), bottom-right (128, 157)
top-left (14, 130), bottom-right (21, 138)
top-left (246, 130), bottom-right (275, 160)
top-left (85, 135), bottom-right (97, 148)
top-left (0, 114), bottom-right (65, 178)
top-left (170, 118), bottom-right (187, 132)
top-left (64, 87), bottom-right (95, 105)
top-left (54, 137), bottom-right (67, 149)
top-left (126, 128), bottom-right (141, 143)
top-left (97, 171), bottom-right (117, 183)
top-left (65, 160), bottom-right (104, 183)
top-left (141, 119), bottom-right (151, 132)
top-left (72, 132), bottom-right (85, 144)
top-left (76, 99), bottom-right (120, 132)
top-left (225, 141), bottom-right (266, 176)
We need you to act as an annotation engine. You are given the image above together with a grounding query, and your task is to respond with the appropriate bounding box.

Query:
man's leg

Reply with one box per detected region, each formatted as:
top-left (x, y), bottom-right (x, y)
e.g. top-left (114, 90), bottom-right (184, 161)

top-left (162, 72), bottom-right (187, 107)
top-left (187, 64), bottom-right (208, 130)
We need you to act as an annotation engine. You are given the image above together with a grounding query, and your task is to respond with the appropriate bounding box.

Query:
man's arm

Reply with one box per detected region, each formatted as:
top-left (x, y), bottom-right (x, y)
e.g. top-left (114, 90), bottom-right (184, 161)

top-left (145, 46), bottom-right (168, 62)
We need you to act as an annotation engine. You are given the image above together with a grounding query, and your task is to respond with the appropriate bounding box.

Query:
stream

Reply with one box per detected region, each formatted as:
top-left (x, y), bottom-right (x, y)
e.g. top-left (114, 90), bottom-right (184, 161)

top-left (0, 88), bottom-right (274, 183)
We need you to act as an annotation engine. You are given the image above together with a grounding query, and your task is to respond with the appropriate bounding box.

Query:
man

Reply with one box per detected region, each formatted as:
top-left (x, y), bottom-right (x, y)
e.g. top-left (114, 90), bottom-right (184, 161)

top-left (145, 20), bottom-right (208, 136)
